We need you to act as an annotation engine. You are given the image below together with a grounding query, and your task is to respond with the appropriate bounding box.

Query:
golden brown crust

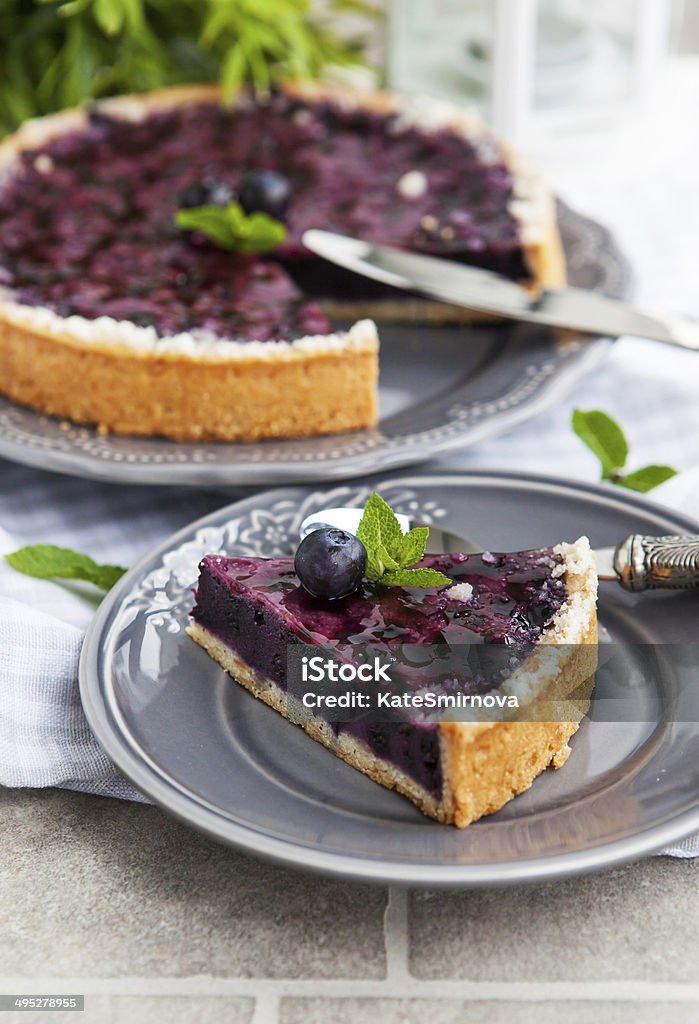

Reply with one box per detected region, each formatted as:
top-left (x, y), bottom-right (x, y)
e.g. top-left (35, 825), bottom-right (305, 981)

top-left (0, 81), bottom-right (564, 440)
top-left (524, 214), bottom-right (567, 291)
top-left (439, 617), bottom-right (597, 828)
top-left (0, 314), bottom-right (378, 441)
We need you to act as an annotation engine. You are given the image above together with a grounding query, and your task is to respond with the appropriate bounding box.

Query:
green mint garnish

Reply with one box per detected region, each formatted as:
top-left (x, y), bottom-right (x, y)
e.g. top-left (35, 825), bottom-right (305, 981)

top-left (5, 545), bottom-right (127, 591)
top-left (175, 202), bottom-right (286, 254)
top-left (572, 409), bottom-right (677, 493)
top-left (356, 493), bottom-right (451, 588)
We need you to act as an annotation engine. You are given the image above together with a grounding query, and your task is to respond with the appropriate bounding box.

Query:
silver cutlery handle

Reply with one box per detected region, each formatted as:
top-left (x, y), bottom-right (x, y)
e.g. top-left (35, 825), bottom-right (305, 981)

top-left (614, 534), bottom-right (699, 592)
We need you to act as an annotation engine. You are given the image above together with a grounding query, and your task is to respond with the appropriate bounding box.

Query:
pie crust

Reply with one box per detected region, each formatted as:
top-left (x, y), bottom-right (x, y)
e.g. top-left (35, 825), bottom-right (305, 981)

top-left (0, 83), bottom-right (565, 442)
top-left (187, 537), bottom-right (597, 827)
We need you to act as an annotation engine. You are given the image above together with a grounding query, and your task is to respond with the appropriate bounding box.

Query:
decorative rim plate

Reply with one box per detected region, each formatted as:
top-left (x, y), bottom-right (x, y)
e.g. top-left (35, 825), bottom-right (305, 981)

top-left (80, 472), bottom-right (699, 886)
top-left (0, 203), bottom-right (630, 486)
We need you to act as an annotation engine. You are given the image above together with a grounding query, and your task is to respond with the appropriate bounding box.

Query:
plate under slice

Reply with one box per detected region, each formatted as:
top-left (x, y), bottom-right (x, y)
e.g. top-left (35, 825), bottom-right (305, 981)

top-left (79, 472), bottom-right (699, 885)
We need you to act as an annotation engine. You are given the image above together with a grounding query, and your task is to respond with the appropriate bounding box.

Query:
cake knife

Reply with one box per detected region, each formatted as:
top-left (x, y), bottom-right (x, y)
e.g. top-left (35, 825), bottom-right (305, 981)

top-left (299, 508), bottom-right (699, 592)
top-left (302, 230), bottom-right (699, 350)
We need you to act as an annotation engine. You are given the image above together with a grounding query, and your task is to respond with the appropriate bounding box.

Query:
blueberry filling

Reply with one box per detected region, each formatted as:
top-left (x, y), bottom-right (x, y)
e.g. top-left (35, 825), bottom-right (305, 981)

top-left (191, 548), bottom-right (566, 798)
top-left (0, 92), bottom-right (529, 343)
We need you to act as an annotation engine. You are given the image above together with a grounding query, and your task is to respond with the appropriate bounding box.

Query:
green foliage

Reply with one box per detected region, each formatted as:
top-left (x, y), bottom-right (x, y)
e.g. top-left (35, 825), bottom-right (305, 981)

top-left (356, 493), bottom-right (452, 588)
top-left (0, 0), bottom-right (379, 136)
top-left (5, 544), bottom-right (127, 590)
top-left (616, 465), bottom-right (678, 494)
top-left (572, 409), bottom-right (677, 493)
top-left (175, 202), bottom-right (287, 253)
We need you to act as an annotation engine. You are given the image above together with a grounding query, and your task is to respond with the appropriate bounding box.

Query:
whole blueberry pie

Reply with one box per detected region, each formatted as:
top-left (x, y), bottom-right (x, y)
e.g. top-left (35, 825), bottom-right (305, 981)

top-left (0, 83), bottom-right (565, 441)
top-left (188, 536), bottom-right (596, 827)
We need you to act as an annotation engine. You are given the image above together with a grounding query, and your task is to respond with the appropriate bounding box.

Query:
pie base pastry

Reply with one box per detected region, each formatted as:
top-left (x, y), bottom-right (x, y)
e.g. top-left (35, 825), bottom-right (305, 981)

top-left (0, 83), bottom-right (565, 442)
top-left (187, 537), bottom-right (597, 827)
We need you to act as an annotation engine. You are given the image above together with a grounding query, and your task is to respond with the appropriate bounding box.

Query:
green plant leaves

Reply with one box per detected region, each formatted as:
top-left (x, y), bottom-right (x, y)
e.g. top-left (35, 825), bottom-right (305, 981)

top-left (175, 202), bottom-right (287, 253)
top-left (5, 545), bottom-right (127, 591)
top-left (0, 0), bottom-right (379, 136)
top-left (356, 493), bottom-right (452, 589)
top-left (571, 409), bottom-right (628, 479)
top-left (572, 409), bottom-right (677, 493)
top-left (617, 465), bottom-right (678, 493)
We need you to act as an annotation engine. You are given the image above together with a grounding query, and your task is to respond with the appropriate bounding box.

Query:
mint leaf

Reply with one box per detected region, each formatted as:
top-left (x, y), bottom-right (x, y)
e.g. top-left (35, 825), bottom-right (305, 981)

top-left (365, 542), bottom-right (400, 583)
top-left (382, 567), bottom-right (452, 588)
top-left (572, 409), bottom-right (629, 479)
top-left (175, 202), bottom-right (287, 254)
top-left (396, 526), bottom-right (428, 568)
top-left (5, 545), bottom-right (126, 591)
top-left (356, 494), bottom-right (451, 589)
top-left (356, 493), bottom-right (403, 558)
top-left (572, 409), bottom-right (678, 493)
top-left (618, 465), bottom-right (678, 493)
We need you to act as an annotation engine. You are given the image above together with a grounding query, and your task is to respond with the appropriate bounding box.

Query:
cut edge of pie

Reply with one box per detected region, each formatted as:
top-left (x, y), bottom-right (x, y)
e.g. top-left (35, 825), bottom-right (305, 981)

top-left (186, 536), bottom-right (597, 828)
top-left (0, 82), bottom-right (565, 441)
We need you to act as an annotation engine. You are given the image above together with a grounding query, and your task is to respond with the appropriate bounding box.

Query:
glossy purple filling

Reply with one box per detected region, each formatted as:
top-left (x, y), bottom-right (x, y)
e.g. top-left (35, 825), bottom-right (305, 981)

top-left (0, 92), bottom-right (528, 342)
top-left (190, 548), bottom-right (566, 798)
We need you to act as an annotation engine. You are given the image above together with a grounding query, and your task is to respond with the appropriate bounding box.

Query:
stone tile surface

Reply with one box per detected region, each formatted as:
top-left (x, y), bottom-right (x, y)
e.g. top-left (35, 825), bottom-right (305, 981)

top-left (0, 789), bottom-right (387, 979)
top-left (0, 998), bottom-right (110, 1024)
top-left (409, 859), bottom-right (699, 982)
top-left (105, 995), bottom-right (254, 1023)
top-left (280, 1000), bottom-right (699, 1024)
top-left (0, 997), bottom-right (252, 1024)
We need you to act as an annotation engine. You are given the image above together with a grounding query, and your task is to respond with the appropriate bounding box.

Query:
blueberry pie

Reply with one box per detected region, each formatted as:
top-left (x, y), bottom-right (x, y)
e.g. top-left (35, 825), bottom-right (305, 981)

top-left (0, 83), bottom-right (565, 441)
top-left (188, 537), bottom-right (596, 827)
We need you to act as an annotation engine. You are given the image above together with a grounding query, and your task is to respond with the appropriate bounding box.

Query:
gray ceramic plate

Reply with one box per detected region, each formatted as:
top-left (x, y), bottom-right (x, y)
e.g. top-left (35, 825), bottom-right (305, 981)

top-left (80, 472), bottom-right (699, 886)
top-left (0, 204), bottom-right (630, 486)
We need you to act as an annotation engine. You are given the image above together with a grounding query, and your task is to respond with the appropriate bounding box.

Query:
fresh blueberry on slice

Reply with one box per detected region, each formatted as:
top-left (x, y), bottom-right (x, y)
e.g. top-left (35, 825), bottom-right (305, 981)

top-left (294, 528), bottom-right (367, 600)
top-left (239, 170), bottom-right (291, 220)
top-left (178, 176), bottom-right (236, 209)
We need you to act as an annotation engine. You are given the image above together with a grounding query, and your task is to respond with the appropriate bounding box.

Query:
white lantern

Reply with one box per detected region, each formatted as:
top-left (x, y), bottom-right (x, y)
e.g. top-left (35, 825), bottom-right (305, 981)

top-left (387, 0), bottom-right (674, 150)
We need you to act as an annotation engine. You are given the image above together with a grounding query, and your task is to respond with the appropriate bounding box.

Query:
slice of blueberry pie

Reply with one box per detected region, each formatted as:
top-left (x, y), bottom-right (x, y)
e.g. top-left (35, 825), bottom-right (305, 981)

top-left (0, 83), bottom-right (565, 441)
top-left (187, 530), bottom-right (596, 828)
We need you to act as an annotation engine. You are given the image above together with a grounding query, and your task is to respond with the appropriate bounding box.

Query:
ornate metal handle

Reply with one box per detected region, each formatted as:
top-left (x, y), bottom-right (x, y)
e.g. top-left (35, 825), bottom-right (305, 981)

top-left (614, 535), bottom-right (699, 592)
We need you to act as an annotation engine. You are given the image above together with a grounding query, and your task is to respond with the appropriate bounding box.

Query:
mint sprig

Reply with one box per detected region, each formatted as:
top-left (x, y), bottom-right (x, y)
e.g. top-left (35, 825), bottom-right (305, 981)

top-left (356, 493), bottom-right (451, 588)
top-left (572, 409), bottom-right (677, 493)
top-left (175, 202), bottom-right (287, 254)
top-left (5, 545), bottom-right (127, 591)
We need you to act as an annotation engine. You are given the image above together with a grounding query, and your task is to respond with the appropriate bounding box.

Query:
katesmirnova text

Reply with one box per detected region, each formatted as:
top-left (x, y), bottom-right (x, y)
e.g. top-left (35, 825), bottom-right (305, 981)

top-left (299, 656), bottom-right (520, 711)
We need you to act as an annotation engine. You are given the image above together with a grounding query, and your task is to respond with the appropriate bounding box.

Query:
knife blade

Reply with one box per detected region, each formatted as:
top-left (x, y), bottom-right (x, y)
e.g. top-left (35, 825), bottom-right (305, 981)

top-left (302, 229), bottom-right (699, 351)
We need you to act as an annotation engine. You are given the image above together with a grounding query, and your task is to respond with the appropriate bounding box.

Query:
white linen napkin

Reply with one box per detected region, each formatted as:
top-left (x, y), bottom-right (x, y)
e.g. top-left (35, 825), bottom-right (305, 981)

top-left (0, 465), bottom-right (697, 857)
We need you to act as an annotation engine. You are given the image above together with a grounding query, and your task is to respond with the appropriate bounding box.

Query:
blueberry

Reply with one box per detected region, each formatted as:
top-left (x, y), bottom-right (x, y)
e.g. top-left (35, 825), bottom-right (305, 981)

top-left (294, 528), bottom-right (367, 600)
top-left (178, 176), bottom-right (236, 210)
top-left (239, 170), bottom-right (291, 220)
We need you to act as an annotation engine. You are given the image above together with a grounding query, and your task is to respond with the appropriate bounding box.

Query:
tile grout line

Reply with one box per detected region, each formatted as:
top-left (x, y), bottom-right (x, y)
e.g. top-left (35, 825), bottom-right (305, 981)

top-left (383, 885), bottom-right (410, 982)
top-left (12, 977), bottom-right (698, 1003)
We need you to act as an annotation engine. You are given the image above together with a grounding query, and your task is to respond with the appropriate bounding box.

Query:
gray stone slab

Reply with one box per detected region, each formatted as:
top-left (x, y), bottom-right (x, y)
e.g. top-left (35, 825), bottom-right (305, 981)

top-left (0, 789), bottom-right (386, 979)
top-left (409, 859), bottom-right (699, 982)
top-left (0, 997), bottom-right (252, 1024)
top-left (105, 995), bottom-right (254, 1023)
top-left (280, 999), bottom-right (699, 1024)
